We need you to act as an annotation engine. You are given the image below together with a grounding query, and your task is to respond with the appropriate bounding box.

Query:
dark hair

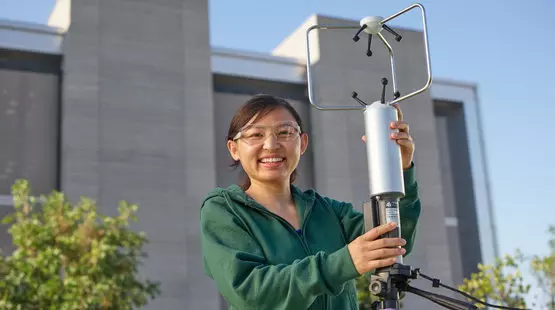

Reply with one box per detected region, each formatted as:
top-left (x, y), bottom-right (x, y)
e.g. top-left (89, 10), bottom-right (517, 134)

top-left (227, 94), bottom-right (305, 190)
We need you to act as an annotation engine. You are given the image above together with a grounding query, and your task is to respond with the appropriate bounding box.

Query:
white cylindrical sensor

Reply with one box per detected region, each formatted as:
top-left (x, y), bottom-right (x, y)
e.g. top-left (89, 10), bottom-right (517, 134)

top-left (363, 102), bottom-right (405, 198)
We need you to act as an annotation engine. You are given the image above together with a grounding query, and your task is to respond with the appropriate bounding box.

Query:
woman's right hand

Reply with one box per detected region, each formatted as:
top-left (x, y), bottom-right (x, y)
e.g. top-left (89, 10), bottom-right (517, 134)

top-left (347, 222), bottom-right (407, 275)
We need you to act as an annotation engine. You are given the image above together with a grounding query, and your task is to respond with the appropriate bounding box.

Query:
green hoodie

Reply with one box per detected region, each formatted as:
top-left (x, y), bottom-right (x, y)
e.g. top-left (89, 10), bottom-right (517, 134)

top-left (200, 166), bottom-right (421, 310)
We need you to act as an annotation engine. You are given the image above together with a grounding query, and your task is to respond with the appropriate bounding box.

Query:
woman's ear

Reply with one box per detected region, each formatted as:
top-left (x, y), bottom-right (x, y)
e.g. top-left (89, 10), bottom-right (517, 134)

top-left (300, 133), bottom-right (309, 155)
top-left (227, 140), bottom-right (240, 161)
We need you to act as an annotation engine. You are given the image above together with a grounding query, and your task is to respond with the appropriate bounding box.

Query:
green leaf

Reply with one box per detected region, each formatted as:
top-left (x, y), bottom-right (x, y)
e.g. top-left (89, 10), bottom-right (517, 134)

top-left (1, 214), bottom-right (14, 225)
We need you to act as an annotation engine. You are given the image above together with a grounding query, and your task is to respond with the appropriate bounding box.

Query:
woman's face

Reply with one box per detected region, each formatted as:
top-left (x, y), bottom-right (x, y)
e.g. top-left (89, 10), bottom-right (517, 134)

top-left (227, 108), bottom-right (308, 187)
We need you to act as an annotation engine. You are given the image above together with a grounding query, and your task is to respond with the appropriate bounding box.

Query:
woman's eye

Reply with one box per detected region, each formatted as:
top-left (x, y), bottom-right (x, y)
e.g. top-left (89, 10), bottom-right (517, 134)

top-left (248, 132), bottom-right (264, 138)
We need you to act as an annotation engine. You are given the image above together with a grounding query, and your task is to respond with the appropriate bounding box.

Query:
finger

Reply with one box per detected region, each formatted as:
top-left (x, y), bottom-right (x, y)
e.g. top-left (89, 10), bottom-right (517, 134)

top-left (361, 135), bottom-right (366, 143)
top-left (362, 223), bottom-right (397, 241)
top-left (367, 247), bottom-right (406, 260)
top-left (392, 103), bottom-right (403, 121)
top-left (390, 132), bottom-right (411, 140)
top-left (390, 121), bottom-right (409, 133)
top-left (367, 257), bottom-right (397, 271)
top-left (366, 237), bottom-right (406, 251)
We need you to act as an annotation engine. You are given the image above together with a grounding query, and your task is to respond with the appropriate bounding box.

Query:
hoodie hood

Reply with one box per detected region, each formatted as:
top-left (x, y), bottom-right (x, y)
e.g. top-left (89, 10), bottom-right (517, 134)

top-left (201, 183), bottom-right (316, 213)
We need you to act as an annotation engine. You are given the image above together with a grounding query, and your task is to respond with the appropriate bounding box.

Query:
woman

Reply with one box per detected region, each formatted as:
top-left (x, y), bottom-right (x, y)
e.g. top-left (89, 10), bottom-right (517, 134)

top-left (200, 94), bottom-right (421, 309)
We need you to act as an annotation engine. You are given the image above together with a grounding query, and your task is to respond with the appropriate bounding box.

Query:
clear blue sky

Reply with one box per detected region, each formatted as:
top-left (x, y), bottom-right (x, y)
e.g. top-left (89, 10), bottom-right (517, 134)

top-left (1, 0), bottom-right (553, 291)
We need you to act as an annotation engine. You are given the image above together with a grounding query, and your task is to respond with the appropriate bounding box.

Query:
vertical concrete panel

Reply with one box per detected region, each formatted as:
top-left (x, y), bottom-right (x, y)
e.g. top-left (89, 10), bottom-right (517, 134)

top-left (60, 0), bottom-right (101, 203)
top-left (181, 4), bottom-right (219, 307)
top-left (62, 0), bottom-right (219, 308)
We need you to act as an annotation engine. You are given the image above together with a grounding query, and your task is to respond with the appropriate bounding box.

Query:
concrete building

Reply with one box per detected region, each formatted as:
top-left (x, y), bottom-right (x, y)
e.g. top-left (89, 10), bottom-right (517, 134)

top-left (0, 0), bottom-right (498, 309)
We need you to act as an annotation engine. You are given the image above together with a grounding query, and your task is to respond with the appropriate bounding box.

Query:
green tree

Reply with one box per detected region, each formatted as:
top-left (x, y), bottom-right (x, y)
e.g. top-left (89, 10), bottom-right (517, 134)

top-left (0, 179), bottom-right (161, 310)
top-left (459, 226), bottom-right (555, 309)
top-left (529, 226), bottom-right (555, 309)
top-left (458, 251), bottom-right (530, 309)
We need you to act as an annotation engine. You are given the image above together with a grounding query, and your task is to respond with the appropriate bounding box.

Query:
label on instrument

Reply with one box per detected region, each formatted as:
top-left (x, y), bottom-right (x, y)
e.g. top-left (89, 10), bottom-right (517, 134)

top-left (385, 201), bottom-right (400, 238)
top-left (386, 208), bottom-right (398, 223)
top-left (385, 201), bottom-right (399, 223)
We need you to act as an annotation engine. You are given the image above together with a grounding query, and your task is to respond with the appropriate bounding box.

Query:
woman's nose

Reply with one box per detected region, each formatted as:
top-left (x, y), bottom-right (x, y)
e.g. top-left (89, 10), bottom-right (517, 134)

top-left (262, 133), bottom-right (279, 150)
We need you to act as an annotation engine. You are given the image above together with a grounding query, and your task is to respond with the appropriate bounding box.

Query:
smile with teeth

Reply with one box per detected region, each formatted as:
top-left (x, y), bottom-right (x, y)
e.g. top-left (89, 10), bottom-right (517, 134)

top-left (260, 157), bottom-right (284, 163)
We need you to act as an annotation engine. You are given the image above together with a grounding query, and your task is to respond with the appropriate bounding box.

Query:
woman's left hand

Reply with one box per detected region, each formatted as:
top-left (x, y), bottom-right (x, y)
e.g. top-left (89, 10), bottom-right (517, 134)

top-left (362, 103), bottom-right (415, 170)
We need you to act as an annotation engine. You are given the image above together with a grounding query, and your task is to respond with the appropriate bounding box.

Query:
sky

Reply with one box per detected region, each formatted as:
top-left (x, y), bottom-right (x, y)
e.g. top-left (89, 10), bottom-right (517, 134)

top-left (1, 0), bottom-right (554, 301)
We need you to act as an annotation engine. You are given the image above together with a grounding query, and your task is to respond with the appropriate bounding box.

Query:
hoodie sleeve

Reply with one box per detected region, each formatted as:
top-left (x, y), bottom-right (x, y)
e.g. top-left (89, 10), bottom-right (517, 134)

top-left (323, 162), bottom-right (421, 256)
top-left (200, 195), bottom-right (361, 309)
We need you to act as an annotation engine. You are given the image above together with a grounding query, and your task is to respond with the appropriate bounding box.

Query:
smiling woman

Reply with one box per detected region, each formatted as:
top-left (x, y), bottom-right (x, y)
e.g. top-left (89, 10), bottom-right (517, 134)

top-left (199, 94), bottom-right (423, 310)
top-left (226, 95), bottom-right (307, 192)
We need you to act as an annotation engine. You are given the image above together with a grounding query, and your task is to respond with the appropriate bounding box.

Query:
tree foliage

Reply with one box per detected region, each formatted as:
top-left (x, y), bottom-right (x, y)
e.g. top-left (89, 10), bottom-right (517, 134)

top-left (458, 251), bottom-right (530, 309)
top-left (529, 225), bottom-right (555, 309)
top-left (459, 226), bottom-right (555, 309)
top-left (356, 273), bottom-right (378, 309)
top-left (0, 179), bottom-right (161, 309)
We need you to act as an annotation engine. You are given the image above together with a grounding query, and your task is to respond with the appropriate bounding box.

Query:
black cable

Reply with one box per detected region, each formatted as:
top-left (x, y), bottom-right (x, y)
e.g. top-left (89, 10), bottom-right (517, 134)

top-left (415, 270), bottom-right (529, 310)
top-left (404, 285), bottom-right (478, 310)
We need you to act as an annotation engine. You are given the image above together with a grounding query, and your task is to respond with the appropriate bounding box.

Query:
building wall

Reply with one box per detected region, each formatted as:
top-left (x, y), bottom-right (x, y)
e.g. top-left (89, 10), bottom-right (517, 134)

top-left (0, 3), bottom-right (499, 309)
top-left (59, 1), bottom-right (219, 309)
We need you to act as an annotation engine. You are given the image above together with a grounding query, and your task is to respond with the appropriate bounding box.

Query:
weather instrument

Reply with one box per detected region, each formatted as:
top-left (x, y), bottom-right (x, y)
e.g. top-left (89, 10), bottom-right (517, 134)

top-left (305, 3), bottom-right (526, 310)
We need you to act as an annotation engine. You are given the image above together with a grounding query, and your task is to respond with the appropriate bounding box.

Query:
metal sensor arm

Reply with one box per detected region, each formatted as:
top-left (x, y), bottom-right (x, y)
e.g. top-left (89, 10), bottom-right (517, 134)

top-left (305, 3), bottom-right (432, 110)
top-left (305, 24), bottom-right (362, 111)
top-left (382, 3), bottom-right (432, 105)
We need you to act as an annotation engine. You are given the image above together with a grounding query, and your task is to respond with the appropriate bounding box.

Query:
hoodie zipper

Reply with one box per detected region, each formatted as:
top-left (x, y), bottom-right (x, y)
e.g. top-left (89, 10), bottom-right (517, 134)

top-left (250, 201), bottom-right (329, 310)
top-left (254, 203), bottom-right (313, 254)
top-left (298, 204), bottom-right (328, 310)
